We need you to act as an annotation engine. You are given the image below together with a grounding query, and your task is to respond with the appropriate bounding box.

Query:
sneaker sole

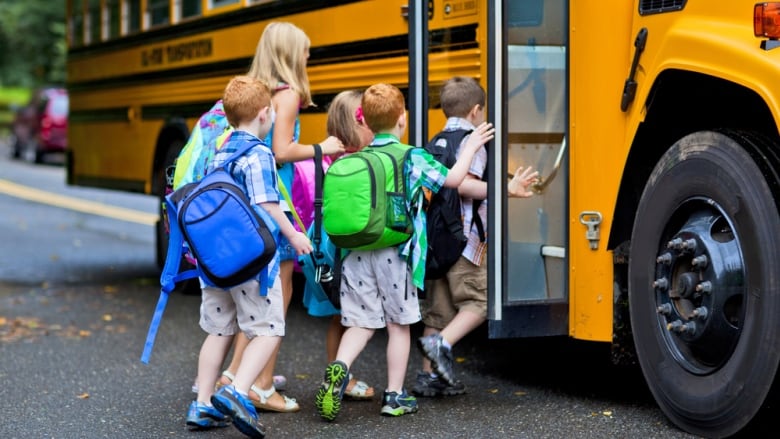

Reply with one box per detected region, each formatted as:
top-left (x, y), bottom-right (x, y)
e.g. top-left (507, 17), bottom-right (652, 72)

top-left (211, 393), bottom-right (266, 439)
top-left (315, 361), bottom-right (348, 421)
top-left (380, 405), bottom-right (419, 416)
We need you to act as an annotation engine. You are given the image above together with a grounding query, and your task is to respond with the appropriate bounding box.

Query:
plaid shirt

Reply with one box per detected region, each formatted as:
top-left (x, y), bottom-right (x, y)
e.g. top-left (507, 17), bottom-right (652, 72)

top-left (446, 117), bottom-right (488, 266)
top-left (208, 130), bottom-right (281, 283)
top-left (371, 133), bottom-right (448, 288)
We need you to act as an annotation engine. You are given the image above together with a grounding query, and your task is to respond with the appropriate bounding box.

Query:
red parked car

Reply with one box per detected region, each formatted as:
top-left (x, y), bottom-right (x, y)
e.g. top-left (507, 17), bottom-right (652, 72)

top-left (11, 87), bottom-right (69, 163)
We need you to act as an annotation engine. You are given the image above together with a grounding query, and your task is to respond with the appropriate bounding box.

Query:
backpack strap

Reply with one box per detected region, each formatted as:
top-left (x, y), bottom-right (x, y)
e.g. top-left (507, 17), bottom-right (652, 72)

top-left (278, 175), bottom-right (306, 233)
top-left (311, 144), bottom-right (324, 256)
top-left (141, 195), bottom-right (198, 364)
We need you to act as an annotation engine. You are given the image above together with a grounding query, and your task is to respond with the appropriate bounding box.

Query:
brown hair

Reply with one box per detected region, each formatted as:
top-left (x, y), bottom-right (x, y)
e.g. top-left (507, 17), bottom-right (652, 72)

top-left (327, 90), bottom-right (364, 150)
top-left (361, 83), bottom-right (405, 133)
top-left (247, 22), bottom-right (313, 108)
top-left (440, 76), bottom-right (485, 118)
top-left (222, 75), bottom-right (271, 127)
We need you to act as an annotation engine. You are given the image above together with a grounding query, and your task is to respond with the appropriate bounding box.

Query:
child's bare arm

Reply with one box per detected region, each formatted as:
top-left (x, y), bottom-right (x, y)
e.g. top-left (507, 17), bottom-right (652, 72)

top-left (260, 201), bottom-right (313, 255)
top-left (458, 165), bottom-right (540, 199)
top-left (443, 122), bottom-right (494, 188)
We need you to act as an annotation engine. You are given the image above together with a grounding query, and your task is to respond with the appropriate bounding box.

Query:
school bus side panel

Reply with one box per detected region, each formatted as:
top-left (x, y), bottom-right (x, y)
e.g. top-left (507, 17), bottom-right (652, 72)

top-left (567, 2), bottom-right (633, 341)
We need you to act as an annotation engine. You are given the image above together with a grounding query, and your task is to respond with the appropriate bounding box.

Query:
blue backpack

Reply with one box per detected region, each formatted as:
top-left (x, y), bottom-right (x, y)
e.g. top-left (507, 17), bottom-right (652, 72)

top-left (141, 140), bottom-right (279, 364)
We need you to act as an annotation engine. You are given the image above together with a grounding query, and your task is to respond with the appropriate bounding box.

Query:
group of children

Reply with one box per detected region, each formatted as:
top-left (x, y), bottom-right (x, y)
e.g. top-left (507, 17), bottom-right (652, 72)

top-left (180, 21), bottom-right (539, 439)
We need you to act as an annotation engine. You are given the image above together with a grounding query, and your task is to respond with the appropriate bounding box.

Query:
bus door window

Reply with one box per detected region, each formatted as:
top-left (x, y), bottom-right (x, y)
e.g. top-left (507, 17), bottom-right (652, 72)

top-left (505, 0), bottom-right (567, 302)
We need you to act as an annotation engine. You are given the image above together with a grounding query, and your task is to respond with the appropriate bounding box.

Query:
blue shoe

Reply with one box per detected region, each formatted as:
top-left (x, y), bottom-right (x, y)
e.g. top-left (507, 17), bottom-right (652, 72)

top-left (380, 389), bottom-right (418, 416)
top-left (185, 401), bottom-right (230, 429)
top-left (315, 360), bottom-right (349, 421)
top-left (211, 385), bottom-right (266, 439)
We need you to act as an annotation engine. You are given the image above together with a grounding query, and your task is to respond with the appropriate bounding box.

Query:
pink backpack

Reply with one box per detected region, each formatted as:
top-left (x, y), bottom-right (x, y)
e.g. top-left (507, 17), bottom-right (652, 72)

top-left (291, 156), bottom-right (333, 271)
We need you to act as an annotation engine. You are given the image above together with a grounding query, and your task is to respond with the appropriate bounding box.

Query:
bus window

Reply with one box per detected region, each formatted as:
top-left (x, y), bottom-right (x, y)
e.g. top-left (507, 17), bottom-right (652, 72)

top-left (505, 0), bottom-right (566, 302)
top-left (87, 0), bottom-right (101, 44)
top-left (180, 0), bottom-right (202, 20)
top-left (148, 0), bottom-right (170, 27)
top-left (107, 0), bottom-right (120, 39)
top-left (209, 0), bottom-right (240, 10)
top-left (125, 0), bottom-right (141, 34)
top-left (69, 4), bottom-right (84, 47)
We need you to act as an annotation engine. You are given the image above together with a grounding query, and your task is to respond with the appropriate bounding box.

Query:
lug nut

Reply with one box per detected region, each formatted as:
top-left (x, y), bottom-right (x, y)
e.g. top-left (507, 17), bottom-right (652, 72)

top-left (691, 255), bottom-right (708, 269)
top-left (652, 277), bottom-right (669, 290)
top-left (656, 253), bottom-right (672, 264)
top-left (696, 281), bottom-right (712, 294)
top-left (657, 303), bottom-right (672, 315)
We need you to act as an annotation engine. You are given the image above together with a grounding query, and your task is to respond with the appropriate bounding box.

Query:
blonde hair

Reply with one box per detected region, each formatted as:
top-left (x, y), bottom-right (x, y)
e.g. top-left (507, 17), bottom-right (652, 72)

top-left (362, 83), bottom-right (405, 133)
top-left (222, 75), bottom-right (271, 127)
top-left (248, 22), bottom-right (313, 108)
top-left (327, 90), bottom-right (364, 151)
top-left (440, 76), bottom-right (485, 118)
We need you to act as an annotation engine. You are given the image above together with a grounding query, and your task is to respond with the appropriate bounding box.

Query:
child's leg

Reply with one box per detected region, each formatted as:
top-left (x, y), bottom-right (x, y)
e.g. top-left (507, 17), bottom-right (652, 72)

top-left (197, 334), bottom-right (233, 404)
top-left (253, 259), bottom-right (293, 392)
top-left (326, 315), bottom-right (345, 362)
top-left (232, 335), bottom-right (282, 394)
top-left (386, 322), bottom-right (410, 393)
top-left (336, 326), bottom-right (375, 367)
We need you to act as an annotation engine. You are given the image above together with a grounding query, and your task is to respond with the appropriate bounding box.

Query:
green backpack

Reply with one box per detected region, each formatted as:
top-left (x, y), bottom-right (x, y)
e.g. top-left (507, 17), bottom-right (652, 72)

top-left (323, 142), bottom-right (414, 250)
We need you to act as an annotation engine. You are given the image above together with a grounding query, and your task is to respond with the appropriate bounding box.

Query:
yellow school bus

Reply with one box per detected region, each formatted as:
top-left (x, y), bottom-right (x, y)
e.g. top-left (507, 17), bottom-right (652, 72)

top-left (66, 1), bottom-right (780, 436)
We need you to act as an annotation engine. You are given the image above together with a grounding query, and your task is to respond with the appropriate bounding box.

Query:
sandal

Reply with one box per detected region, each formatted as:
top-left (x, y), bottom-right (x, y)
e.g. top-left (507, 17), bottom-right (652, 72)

top-left (344, 374), bottom-right (374, 400)
top-left (216, 370), bottom-right (288, 392)
top-left (251, 385), bottom-right (300, 413)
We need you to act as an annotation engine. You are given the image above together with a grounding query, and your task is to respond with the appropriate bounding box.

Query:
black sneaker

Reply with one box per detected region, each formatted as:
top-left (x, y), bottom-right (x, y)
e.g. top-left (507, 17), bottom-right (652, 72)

top-left (411, 371), bottom-right (466, 397)
top-left (315, 360), bottom-right (349, 421)
top-left (417, 334), bottom-right (455, 385)
top-left (380, 389), bottom-right (418, 416)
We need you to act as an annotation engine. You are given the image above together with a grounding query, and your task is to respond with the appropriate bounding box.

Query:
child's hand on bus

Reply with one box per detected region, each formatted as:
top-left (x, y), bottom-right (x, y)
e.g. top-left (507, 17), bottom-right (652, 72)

top-left (508, 166), bottom-right (540, 198)
top-left (320, 135), bottom-right (346, 156)
top-left (464, 122), bottom-right (495, 152)
top-left (290, 231), bottom-right (313, 255)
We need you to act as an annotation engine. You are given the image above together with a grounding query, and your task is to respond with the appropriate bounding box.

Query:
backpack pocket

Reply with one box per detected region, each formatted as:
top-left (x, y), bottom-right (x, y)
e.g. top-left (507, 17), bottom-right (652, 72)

top-left (386, 191), bottom-right (411, 233)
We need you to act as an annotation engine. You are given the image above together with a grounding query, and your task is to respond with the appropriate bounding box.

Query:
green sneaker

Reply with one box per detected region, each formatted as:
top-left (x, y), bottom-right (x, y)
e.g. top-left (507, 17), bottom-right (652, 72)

top-left (380, 389), bottom-right (418, 417)
top-left (315, 360), bottom-right (349, 421)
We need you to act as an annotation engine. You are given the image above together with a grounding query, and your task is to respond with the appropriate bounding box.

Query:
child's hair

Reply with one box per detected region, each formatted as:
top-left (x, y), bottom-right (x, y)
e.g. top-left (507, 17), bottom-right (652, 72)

top-left (440, 76), bottom-right (485, 118)
top-left (327, 90), bottom-right (364, 150)
top-left (248, 21), bottom-right (313, 108)
top-left (222, 75), bottom-right (271, 128)
top-left (362, 83), bottom-right (405, 133)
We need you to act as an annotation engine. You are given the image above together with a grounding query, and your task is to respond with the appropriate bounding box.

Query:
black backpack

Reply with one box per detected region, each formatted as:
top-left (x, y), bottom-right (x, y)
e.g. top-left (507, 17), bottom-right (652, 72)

top-left (423, 129), bottom-right (485, 280)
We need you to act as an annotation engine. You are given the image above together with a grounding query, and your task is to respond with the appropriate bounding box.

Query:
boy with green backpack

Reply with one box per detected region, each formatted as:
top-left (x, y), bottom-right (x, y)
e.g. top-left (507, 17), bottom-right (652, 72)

top-left (315, 83), bottom-right (495, 421)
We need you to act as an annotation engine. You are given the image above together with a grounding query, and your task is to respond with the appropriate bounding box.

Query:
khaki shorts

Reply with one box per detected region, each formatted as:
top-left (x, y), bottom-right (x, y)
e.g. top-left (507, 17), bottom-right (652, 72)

top-left (421, 256), bottom-right (486, 330)
top-left (339, 247), bottom-right (421, 329)
top-left (199, 275), bottom-right (285, 338)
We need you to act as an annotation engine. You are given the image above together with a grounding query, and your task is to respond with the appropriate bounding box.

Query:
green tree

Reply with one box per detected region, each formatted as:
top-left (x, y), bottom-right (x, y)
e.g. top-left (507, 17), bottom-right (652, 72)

top-left (0, 0), bottom-right (66, 88)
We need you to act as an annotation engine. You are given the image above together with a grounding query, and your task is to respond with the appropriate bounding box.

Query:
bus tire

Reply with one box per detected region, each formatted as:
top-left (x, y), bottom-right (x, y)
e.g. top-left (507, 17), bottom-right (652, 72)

top-left (155, 139), bottom-right (201, 296)
top-left (628, 130), bottom-right (780, 438)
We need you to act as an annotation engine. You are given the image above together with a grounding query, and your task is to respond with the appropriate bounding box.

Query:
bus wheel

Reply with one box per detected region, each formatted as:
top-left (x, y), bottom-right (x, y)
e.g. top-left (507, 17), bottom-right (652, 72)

top-left (155, 139), bottom-right (200, 295)
top-left (628, 130), bottom-right (780, 438)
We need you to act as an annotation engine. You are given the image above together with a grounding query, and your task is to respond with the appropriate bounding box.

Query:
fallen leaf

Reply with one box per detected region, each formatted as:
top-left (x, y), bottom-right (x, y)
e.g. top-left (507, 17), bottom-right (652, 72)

top-left (77, 393), bottom-right (90, 399)
top-left (488, 388), bottom-right (498, 394)
top-left (455, 356), bottom-right (466, 364)
top-left (0, 317), bottom-right (6, 326)
top-left (102, 314), bottom-right (113, 322)
top-left (79, 330), bottom-right (91, 337)
top-left (103, 285), bottom-right (118, 294)
top-left (295, 374), bottom-right (309, 380)
top-left (514, 390), bottom-right (527, 396)
top-left (603, 410), bottom-right (613, 417)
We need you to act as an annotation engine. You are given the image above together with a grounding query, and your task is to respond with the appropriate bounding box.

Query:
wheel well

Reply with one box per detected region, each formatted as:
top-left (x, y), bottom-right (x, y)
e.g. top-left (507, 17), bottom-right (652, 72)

top-left (151, 118), bottom-right (189, 196)
top-left (608, 69), bottom-right (780, 251)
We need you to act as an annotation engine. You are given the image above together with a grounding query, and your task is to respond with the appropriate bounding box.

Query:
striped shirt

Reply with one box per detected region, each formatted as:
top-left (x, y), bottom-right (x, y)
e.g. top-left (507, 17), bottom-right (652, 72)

top-left (209, 130), bottom-right (281, 283)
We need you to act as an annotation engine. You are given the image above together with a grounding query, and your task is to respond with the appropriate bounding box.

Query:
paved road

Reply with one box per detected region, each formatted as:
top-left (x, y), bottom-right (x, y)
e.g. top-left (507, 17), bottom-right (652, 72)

top-left (0, 140), bottom-right (711, 438)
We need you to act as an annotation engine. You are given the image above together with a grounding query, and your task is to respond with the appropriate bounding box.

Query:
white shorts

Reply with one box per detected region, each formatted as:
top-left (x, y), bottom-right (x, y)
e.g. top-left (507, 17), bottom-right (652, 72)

top-left (339, 247), bottom-right (421, 329)
top-left (199, 275), bottom-right (285, 338)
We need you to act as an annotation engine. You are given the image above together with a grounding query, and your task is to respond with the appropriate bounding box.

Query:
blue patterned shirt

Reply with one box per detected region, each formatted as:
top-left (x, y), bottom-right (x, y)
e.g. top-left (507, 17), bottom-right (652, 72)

top-left (208, 130), bottom-right (281, 283)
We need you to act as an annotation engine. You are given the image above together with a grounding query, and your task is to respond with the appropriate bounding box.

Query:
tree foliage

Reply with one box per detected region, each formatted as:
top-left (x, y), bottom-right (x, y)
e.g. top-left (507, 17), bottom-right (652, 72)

top-left (0, 0), bottom-right (66, 88)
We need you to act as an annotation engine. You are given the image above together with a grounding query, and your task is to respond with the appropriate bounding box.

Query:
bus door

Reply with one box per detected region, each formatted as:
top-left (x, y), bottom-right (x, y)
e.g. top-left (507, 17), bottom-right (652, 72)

top-left (487, 0), bottom-right (569, 338)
